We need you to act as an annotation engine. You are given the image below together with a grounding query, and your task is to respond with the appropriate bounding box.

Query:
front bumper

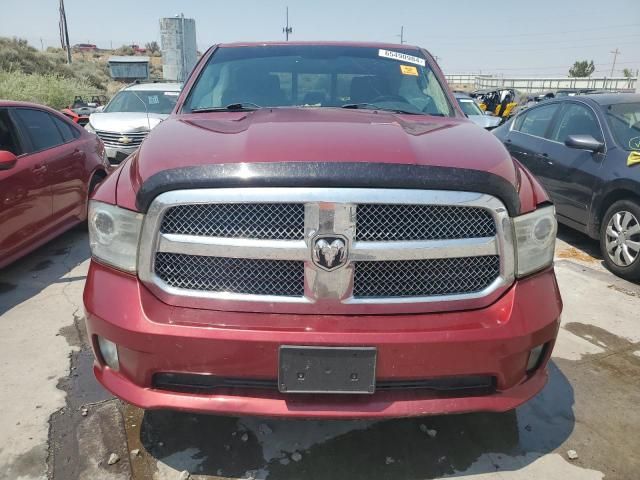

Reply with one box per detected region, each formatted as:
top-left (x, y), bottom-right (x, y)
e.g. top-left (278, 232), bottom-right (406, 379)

top-left (84, 261), bottom-right (561, 418)
top-left (104, 145), bottom-right (137, 165)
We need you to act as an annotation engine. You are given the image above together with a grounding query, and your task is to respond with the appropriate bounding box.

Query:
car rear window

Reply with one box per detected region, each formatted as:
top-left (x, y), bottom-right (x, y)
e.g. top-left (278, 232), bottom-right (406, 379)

top-left (52, 116), bottom-right (78, 143)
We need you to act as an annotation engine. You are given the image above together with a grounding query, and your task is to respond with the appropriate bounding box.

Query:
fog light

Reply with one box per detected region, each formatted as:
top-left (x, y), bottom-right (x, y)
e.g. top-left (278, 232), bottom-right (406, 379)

top-left (97, 336), bottom-right (120, 370)
top-left (526, 344), bottom-right (545, 372)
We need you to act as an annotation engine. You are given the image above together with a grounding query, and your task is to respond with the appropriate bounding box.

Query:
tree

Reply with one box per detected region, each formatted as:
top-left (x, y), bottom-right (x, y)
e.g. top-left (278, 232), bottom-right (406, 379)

top-left (145, 41), bottom-right (160, 54)
top-left (622, 68), bottom-right (634, 78)
top-left (568, 60), bottom-right (595, 77)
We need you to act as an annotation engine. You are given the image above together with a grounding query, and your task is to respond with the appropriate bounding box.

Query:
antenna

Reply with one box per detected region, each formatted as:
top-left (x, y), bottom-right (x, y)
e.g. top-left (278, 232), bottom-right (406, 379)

top-left (283, 7), bottom-right (293, 41)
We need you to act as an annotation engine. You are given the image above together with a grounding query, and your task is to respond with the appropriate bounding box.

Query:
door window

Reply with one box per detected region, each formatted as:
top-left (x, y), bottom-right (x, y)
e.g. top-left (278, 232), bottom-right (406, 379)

top-left (14, 108), bottom-right (65, 153)
top-left (514, 103), bottom-right (560, 138)
top-left (0, 110), bottom-right (22, 155)
top-left (52, 115), bottom-right (78, 143)
top-left (550, 103), bottom-right (604, 143)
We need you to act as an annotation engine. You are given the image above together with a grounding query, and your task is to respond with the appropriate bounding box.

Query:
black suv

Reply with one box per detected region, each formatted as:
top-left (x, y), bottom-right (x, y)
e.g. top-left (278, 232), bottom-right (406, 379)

top-left (493, 93), bottom-right (640, 280)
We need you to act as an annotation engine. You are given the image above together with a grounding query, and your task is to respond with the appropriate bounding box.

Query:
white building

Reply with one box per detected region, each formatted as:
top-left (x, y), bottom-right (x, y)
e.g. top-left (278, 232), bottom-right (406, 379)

top-left (160, 15), bottom-right (197, 82)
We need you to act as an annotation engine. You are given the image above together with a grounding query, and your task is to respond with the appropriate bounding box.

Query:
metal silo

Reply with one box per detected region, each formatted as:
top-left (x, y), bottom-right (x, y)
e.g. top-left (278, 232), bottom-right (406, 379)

top-left (160, 15), bottom-right (197, 82)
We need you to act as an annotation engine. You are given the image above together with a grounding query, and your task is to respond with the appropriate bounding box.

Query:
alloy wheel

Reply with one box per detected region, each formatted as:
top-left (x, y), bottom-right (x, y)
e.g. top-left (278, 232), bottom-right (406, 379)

top-left (605, 210), bottom-right (640, 267)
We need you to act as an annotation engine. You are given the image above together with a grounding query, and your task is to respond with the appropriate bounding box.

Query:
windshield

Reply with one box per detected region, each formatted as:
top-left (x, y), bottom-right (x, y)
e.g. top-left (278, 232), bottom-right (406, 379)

top-left (603, 102), bottom-right (640, 151)
top-left (183, 45), bottom-right (454, 116)
top-left (457, 98), bottom-right (483, 116)
top-left (104, 90), bottom-right (179, 114)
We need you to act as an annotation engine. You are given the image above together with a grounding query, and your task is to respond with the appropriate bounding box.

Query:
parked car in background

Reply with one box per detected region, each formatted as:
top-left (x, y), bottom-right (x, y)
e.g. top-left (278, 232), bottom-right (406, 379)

top-left (61, 94), bottom-right (108, 127)
top-left (454, 93), bottom-right (501, 129)
top-left (0, 101), bottom-right (109, 269)
top-left (493, 93), bottom-right (640, 280)
top-left (554, 88), bottom-right (599, 97)
top-left (73, 43), bottom-right (98, 52)
top-left (84, 41), bottom-right (561, 419)
top-left (86, 82), bottom-right (181, 165)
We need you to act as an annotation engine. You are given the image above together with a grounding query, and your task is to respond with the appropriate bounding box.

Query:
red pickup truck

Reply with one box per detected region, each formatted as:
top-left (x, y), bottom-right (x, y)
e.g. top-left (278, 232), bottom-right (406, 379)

top-left (83, 42), bottom-right (562, 418)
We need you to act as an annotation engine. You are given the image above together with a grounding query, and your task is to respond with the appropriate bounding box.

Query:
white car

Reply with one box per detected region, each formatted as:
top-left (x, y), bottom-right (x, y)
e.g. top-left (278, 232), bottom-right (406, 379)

top-left (86, 82), bottom-right (181, 165)
top-left (455, 93), bottom-right (502, 130)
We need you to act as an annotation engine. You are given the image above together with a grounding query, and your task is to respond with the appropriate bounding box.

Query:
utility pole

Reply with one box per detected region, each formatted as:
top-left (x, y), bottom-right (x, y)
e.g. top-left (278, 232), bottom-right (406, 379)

top-left (180, 13), bottom-right (186, 82)
top-left (59, 0), bottom-right (72, 64)
top-left (397, 26), bottom-right (406, 44)
top-left (610, 48), bottom-right (620, 77)
top-left (40, 38), bottom-right (44, 51)
top-left (283, 7), bottom-right (293, 41)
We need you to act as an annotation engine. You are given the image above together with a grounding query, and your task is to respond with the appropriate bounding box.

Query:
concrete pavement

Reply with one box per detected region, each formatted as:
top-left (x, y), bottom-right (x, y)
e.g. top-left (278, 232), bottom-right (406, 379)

top-left (0, 225), bottom-right (638, 479)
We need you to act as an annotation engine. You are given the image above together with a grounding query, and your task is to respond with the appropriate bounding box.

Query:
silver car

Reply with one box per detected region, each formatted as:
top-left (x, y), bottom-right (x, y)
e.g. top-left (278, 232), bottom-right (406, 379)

top-left (86, 82), bottom-right (181, 165)
top-left (455, 93), bottom-right (502, 130)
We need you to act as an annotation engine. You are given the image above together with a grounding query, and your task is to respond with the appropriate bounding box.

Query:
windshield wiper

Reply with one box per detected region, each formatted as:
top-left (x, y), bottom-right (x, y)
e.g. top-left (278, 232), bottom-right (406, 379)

top-left (341, 103), bottom-right (421, 115)
top-left (191, 102), bottom-right (262, 113)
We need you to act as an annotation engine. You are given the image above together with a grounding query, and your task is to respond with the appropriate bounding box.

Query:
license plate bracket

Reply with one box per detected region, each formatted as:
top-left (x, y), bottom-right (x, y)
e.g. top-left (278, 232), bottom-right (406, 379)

top-left (278, 346), bottom-right (377, 394)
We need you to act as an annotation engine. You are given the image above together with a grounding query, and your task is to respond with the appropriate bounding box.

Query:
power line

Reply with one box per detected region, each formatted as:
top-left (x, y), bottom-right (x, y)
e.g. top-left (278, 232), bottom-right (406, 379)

top-left (479, 59), bottom-right (640, 72)
top-left (432, 33), bottom-right (640, 48)
top-left (438, 40), bottom-right (639, 54)
top-left (422, 22), bottom-right (640, 41)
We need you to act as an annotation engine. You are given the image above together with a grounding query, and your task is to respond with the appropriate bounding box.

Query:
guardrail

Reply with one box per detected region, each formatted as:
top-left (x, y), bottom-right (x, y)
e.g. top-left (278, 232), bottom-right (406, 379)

top-left (445, 74), bottom-right (637, 92)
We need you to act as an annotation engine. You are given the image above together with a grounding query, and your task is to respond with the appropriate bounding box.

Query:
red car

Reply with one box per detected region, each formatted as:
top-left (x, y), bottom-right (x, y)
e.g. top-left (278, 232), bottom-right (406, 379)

top-left (84, 42), bottom-right (562, 418)
top-left (0, 101), bottom-right (109, 269)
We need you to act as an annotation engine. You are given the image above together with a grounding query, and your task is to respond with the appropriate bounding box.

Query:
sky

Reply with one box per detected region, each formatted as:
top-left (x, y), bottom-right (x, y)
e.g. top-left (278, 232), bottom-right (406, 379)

top-left (1, 0), bottom-right (639, 76)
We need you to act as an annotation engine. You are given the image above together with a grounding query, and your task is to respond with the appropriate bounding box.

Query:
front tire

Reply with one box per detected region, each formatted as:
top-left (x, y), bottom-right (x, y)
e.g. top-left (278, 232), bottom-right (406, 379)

top-left (600, 199), bottom-right (640, 281)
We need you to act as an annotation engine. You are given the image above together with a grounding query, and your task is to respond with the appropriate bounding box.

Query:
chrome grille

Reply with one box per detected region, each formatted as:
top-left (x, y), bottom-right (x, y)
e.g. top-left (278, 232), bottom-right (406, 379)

top-left (160, 203), bottom-right (304, 239)
top-left (353, 256), bottom-right (501, 298)
top-left (95, 129), bottom-right (148, 147)
top-left (139, 188), bottom-right (514, 315)
top-left (356, 204), bottom-right (496, 241)
top-left (155, 253), bottom-right (304, 297)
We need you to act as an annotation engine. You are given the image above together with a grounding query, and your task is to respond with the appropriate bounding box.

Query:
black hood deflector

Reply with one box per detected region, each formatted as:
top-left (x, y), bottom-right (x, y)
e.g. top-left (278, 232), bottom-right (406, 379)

top-left (136, 162), bottom-right (520, 216)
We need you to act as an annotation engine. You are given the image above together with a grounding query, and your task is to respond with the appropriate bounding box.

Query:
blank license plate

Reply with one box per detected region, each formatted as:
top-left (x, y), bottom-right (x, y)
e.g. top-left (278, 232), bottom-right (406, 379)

top-left (278, 346), bottom-right (377, 394)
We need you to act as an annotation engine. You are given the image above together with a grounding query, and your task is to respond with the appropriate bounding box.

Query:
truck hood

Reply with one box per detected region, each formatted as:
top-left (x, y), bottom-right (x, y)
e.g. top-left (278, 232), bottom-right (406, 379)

top-left (88, 112), bottom-right (168, 132)
top-left (129, 107), bottom-right (517, 192)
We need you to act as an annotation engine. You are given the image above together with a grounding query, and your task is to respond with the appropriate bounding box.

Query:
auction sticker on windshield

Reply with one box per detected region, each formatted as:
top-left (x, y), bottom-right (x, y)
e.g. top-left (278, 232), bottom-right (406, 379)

top-left (379, 49), bottom-right (426, 67)
top-left (400, 65), bottom-right (418, 76)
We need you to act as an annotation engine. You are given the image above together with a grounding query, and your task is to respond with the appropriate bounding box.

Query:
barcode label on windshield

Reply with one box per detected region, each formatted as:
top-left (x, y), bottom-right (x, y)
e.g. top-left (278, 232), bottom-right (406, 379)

top-left (378, 49), bottom-right (425, 67)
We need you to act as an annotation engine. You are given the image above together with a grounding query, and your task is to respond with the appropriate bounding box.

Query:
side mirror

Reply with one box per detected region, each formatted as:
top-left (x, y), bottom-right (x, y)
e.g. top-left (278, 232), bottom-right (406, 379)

top-left (564, 134), bottom-right (605, 153)
top-left (95, 105), bottom-right (105, 113)
top-left (0, 150), bottom-right (17, 170)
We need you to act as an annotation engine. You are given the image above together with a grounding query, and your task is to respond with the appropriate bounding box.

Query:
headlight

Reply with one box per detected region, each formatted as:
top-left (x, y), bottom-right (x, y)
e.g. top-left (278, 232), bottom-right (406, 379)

top-left (88, 201), bottom-right (143, 272)
top-left (85, 122), bottom-right (95, 133)
top-left (513, 205), bottom-right (557, 277)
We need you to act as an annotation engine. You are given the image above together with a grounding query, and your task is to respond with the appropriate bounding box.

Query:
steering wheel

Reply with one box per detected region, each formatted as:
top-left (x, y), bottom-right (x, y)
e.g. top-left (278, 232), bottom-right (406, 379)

top-left (370, 95), bottom-right (409, 104)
